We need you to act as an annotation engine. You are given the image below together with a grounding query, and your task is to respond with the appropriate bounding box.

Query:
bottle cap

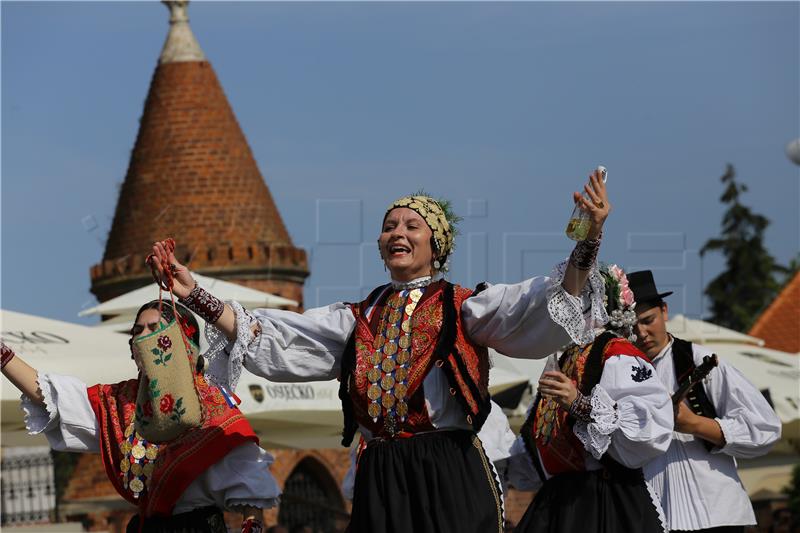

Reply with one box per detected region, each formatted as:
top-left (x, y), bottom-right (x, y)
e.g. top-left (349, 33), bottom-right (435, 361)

top-left (597, 166), bottom-right (608, 183)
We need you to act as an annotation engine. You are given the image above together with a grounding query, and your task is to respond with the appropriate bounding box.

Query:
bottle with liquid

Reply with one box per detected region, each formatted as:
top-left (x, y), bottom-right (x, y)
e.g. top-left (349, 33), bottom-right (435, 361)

top-left (566, 166), bottom-right (607, 241)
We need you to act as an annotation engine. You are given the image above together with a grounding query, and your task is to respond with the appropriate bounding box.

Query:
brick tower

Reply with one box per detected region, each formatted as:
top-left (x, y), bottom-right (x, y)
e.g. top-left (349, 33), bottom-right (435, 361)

top-left (90, 0), bottom-right (308, 308)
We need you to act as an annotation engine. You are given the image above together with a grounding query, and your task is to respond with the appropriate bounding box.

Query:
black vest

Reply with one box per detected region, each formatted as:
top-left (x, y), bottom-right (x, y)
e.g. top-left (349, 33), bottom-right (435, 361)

top-left (671, 337), bottom-right (718, 450)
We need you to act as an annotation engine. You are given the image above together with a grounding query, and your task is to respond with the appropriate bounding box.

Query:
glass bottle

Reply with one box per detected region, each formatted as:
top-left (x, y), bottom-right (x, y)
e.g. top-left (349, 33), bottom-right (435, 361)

top-left (566, 166), bottom-right (607, 241)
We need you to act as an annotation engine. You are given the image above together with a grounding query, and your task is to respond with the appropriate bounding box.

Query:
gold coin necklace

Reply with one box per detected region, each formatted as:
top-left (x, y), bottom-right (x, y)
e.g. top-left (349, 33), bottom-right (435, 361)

top-left (119, 422), bottom-right (160, 498)
top-left (365, 288), bottom-right (422, 428)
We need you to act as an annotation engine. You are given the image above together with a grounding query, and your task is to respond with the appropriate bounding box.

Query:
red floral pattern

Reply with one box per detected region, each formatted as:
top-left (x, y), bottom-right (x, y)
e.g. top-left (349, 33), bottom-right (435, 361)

top-left (159, 394), bottom-right (175, 414)
top-left (157, 335), bottom-right (172, 351)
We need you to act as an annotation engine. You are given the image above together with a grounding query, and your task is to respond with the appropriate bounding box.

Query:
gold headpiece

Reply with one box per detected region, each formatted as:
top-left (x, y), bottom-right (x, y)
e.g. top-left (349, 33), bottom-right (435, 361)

top-left (385, 195), bottom-right (456, 269)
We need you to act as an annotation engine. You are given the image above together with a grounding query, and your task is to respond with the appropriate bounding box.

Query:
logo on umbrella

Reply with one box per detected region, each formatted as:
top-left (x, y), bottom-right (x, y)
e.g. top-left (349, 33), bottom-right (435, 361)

top-left (249, 384), bottom-right (264, 403)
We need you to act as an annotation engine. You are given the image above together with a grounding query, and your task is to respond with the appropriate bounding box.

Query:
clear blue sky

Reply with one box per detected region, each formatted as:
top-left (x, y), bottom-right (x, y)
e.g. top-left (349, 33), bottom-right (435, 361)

top-left (2, 1), bottom-right (798, 326)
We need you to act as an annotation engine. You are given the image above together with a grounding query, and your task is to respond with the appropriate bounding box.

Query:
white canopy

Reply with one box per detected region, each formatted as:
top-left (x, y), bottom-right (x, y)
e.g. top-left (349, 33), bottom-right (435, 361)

top-left (236, 363), bottom-right (530, 448)
top-left (1, 309), bottom-right (133, 443)
top-left (78, 273), bottom-right (298, 319)
top-left (667, 314), bottom-right (765, 346)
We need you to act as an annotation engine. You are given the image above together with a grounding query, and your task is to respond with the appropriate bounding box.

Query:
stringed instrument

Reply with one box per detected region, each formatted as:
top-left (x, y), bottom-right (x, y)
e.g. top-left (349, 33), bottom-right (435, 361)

top-left (672, 354), bottom-right (718, 405)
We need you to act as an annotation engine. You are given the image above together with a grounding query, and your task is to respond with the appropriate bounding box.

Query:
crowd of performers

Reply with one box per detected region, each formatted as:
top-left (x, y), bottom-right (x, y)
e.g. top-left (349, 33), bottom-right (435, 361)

top-left (1, 171), bottom-right (782, 533)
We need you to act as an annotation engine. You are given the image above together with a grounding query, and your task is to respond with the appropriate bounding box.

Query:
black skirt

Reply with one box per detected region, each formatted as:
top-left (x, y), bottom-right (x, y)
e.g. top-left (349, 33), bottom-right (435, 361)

top-left (514, 468), bottom-right (664, 533)
top-left (126, 506), bottom-right (227, 533)
top-left (348, 430), bottom-right (503, 533)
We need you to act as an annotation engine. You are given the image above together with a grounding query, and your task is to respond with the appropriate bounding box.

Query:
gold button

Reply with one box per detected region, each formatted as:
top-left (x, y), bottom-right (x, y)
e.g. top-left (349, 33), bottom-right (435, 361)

top-left (367, 367), bottom-right (381, 383)
top-left (383, 342), bottom-right (398, 356)
top-left (396, 350), bottom-right (411, 365)
top-left (368, 402), bottom-right (382, 419)
top-left (396, 401), bottom-right (408, 417)
top-left (394, 383), bottom-right (408, 399)
top-left (381, 375), bottom-right (396, 391)
top-left (394, 367), bottom-right (408, 382)
top-left (381, 358), bottom-right (396, 373)
top-left (368, 384), bottom-right (382, 400)
top-left (382, 393), bottom-right (396, 409)
top-left (398, 335), bottom-right (411, 349)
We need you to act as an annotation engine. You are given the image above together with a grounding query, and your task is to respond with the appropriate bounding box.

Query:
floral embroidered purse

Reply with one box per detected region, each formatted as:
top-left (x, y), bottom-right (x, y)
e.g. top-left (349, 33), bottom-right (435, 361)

top-left (131, 315), bottom-right (204, 443)
top-left (133, 247), bottom-right (205, 443)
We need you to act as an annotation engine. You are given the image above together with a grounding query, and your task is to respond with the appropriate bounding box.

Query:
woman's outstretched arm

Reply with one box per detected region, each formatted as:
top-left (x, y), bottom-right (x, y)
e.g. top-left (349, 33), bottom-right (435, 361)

top-left (2, 343), bottom-right (45, 405)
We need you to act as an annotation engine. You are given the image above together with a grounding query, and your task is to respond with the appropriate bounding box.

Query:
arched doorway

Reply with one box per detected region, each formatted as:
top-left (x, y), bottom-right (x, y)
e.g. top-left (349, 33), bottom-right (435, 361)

top-left (277, 457), bottom-right (348, 533)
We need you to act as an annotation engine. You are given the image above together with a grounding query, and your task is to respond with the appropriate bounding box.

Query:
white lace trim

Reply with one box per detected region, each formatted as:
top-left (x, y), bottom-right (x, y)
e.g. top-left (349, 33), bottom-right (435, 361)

top-left (645, 476), bottom-right (669, 532)
top-left (573, 384), bottom-right (619, 460)
top-left (20, 374), bottom-right (57, 434)
top-left (203, 300), bottom-right (255, 391)
top-left (546, 260), bottom-right (607, 345)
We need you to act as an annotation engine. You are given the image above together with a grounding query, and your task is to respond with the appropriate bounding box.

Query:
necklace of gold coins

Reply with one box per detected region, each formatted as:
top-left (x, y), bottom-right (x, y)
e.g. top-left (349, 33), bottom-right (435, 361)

top-left (367, 288), bottom-right (422, 428)
top-left (119, 422), bottom-right (160, 498)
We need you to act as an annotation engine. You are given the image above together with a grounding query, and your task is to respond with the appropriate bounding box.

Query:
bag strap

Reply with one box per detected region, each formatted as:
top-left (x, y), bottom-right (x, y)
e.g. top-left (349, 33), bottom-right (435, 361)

top-left (145, 238), bottom-right (192, 355)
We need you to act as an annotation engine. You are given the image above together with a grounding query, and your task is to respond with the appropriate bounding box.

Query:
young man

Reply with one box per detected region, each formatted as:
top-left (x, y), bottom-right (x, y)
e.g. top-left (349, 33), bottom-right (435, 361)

top-left (628, 270), bottom-right (781, 533)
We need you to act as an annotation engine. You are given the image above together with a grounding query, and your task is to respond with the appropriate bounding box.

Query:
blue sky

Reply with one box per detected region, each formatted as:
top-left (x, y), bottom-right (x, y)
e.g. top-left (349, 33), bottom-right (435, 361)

top-left (2, 1), bottom-right (798, 326)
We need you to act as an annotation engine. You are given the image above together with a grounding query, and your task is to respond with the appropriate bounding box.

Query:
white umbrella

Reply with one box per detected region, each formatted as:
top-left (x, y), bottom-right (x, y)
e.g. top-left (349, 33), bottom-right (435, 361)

top-left (235, 362), bottom-right (531, 449)
top-left (667, 314), bottom-right (765, 346)
top-left (1, 310), bottom-right (133, 442)
top-left (78, 273), bottom-right (298, 319)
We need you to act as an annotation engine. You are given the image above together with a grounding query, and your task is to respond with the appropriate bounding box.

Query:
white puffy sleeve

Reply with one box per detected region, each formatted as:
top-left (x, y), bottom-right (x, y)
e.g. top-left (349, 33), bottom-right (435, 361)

top-left (177, 442), bottom-right (281, 512)
top-left (697, 346), bottom-right (782, 458)
top-left (20, 373), bottom-right (99, 453)
top-left (573, 355), bottom-right (674, 469)
top-left (204, 301), bottom-right (356, 388)
top-left (461, 261), bottom-right (607, 359)
top-left (505, 436), bottom-right (543, 492)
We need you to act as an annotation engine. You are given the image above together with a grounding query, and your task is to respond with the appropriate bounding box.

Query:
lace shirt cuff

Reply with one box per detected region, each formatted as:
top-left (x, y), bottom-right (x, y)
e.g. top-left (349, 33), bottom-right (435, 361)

top-left (203, 301), bottom-right (260, 392)
top-left (21, 374), bottom-right (59, 434)
top-left (546, 260), bottom-right (607, 345)
top-left (573, 385), bottom-right (619, 460)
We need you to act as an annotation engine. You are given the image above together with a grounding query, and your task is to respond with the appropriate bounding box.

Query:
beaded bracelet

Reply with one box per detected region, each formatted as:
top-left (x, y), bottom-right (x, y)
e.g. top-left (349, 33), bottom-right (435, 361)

top-left (568, 391), bottom-right (593, 422)
top-left (241, 518), bottom-right (264, 533)
top-left (1, 343), bottom-right (15, 369)
top-left (569, 232), bottom-right (602, 271)
top-left (180, 284), bottom-right (225, 324)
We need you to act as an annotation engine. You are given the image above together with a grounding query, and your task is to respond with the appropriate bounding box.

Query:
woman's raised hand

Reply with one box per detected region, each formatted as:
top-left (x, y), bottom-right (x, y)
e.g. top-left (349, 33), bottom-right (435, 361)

top-left (538, 371), bottom-right (579, 411)
top-left (573, 168), bottom-right (611, 239)
top-left (149, 239), bottom-right (195, 299)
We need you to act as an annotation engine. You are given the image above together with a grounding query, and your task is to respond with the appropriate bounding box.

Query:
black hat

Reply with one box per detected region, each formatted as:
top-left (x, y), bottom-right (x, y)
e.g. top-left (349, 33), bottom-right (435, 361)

top-left (627, 270), bottom-right (673, 308)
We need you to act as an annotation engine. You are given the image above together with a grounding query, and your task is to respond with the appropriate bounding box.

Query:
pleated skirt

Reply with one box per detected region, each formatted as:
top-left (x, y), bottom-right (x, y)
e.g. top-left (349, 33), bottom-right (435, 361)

top-left (514, 468), bottom-right (664, 533)
top-left (348, 430), bottom-right (504, 533)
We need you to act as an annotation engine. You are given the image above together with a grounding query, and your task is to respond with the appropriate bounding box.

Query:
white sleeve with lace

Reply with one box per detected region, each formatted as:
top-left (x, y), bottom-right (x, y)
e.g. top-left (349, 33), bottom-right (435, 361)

top-left (573, 356), bottom-right (673, 468)
top-left (20, 373), bottom-right (99, 453)
top-left (462, 261), bottom-right (605, 359)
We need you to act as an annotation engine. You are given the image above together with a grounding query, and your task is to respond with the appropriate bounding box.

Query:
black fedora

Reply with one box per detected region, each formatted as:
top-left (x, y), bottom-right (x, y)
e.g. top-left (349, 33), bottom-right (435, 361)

top-left (627, 270), bottom-right (673, 308)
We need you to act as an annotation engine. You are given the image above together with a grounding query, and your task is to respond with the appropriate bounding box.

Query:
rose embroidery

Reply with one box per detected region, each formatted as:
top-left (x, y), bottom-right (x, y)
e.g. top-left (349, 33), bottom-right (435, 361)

top-left (157, 335), bottom-right (172, 351)
top-left (160, 394), bottom-right (175, 414)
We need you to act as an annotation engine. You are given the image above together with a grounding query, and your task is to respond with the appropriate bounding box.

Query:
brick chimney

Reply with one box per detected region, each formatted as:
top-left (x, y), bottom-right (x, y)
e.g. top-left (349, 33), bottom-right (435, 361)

top-left (91, 0), bottom-right (308, 308)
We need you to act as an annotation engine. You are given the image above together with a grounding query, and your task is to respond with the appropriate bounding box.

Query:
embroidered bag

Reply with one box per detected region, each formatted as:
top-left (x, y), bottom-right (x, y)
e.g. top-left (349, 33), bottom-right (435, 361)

top-left (133, 246), bottom-right (205, 442)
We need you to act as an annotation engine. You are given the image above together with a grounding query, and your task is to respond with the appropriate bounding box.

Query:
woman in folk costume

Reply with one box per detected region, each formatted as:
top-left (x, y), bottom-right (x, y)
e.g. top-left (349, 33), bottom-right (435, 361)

top-left (506, 264), bottom-right (674, 533)
top-left (149, 170), bottom-right (611, 533)
top-left (1, 301), bottom-right (279, 533)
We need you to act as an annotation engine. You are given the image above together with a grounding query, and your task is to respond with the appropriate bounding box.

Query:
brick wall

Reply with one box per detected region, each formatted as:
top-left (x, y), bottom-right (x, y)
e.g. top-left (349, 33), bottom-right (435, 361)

top-left (90, 59), bottom-right (308, 307)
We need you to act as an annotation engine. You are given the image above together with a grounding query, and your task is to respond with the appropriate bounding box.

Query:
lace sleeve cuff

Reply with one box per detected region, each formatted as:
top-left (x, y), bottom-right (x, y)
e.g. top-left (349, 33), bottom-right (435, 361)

top-left (546, 260), bottom-right (607, 345)
top-left (21, 374), bottom-right (58, 435)
top-left (203, 301), bottom-right (260, 392)
top-left (573, 384), bottom-right (619, 460)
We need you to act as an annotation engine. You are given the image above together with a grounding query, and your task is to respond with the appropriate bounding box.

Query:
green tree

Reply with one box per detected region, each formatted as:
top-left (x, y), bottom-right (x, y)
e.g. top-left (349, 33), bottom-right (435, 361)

top-left (784, 463), bottom-right (800, 531)
top-left (700, 164), bottom-right (786, 331)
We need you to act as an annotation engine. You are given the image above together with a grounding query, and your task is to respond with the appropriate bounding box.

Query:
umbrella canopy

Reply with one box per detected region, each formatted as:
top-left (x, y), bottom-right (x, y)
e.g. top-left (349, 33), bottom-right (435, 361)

top-left (1, 309), bottom-right (134, 440)
top-left (78, 273), bottom-right (298, 319)
top-left (667, 314), bottom-right (765, 346)
top-left (236, 363), bottom-right (531, 449)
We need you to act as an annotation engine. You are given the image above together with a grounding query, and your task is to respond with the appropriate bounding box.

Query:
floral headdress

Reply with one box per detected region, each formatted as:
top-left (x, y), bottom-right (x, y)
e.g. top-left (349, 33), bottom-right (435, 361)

top-left (384, 192), bottom-right (461, 272)
top-left (599, 264), bottom-right (638, 342)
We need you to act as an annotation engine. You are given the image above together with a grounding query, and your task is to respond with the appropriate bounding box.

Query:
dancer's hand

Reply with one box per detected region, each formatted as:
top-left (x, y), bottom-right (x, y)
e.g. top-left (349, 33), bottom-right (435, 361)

top-left (150, 240), bottom-right (195, 299)
top-left (572, 168), bottom-right (611, 239)
top-left (538, 371), bottom-right (579, 411)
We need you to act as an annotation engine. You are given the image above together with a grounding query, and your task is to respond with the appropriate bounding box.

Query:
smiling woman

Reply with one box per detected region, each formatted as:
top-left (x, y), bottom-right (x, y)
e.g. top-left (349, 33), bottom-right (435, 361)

top-left (149, 170), bottom-right (612, 533)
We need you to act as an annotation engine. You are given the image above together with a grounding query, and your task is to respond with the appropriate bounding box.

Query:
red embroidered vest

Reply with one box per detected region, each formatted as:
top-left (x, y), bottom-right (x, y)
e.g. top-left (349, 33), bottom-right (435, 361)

top-left (520, 332), bottom-right (647, 476)
top-left (339, 281), bottom-right (491, 444)
top-left (87, 372), bottom-right (258, 517)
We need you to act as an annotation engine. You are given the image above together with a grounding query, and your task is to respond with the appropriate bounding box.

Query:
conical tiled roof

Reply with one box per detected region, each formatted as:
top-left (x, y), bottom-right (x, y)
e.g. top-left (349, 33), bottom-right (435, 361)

top-left (91, 1), bottom-right (308, 306)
